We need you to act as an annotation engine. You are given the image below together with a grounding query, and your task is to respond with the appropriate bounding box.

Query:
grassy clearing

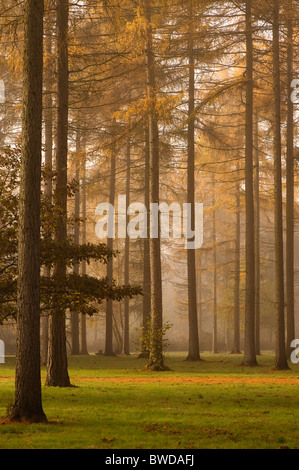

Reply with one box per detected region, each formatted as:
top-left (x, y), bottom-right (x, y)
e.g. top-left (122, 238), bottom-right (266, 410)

top-left (0, 353), bottom-right (298, 449)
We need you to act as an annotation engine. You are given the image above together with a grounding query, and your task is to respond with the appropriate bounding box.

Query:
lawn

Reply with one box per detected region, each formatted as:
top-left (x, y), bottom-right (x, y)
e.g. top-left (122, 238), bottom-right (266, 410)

top-left (0, 353), bottom-right (298, 449)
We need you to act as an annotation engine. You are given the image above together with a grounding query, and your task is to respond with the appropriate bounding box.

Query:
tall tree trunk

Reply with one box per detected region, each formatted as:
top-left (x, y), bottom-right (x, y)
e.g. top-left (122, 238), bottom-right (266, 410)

top-left (122, 139), bottom-right (131, 355)
top-left (286, 1), bottom-right (295, 359)
top-left (232, 169), bottom-right (241, 354)
top-left (104, 145), bottom-right (116, 356)
top-left (254, 115), bottom-right (261, 355)
top-left (80, 147), bottom-right (89, 355)
top-left (272, 0), bottom-right (289, 370)
top-left (46, 0), bottom-right (72, 387)
top-left (70, 132), bottom-right (81, 355)
top-left (140, 126), bottom-right (151, 358)
top-left (186, 0), bottom-right (200, 361)
top-left (197, 255), bottom-right (203, 351)
top-left (144, 0), bottom-right (165, 370)
top-left (9, 0), bottom-right (46, 422)
top-left (41, 17), bottom-right (53, 367)
top-left (243, 0), bottom-right (257, 366)
top-left (211, 174), bottom-right (218, 354)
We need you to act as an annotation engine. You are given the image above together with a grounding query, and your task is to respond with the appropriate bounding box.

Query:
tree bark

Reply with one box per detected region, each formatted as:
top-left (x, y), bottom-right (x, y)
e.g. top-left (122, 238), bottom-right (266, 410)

top-left (104, 145), bottom-right (116, 356)
top-left (232, 168), bottom-right (241, 354)
top-left (140, 126), bottom-right (151, 358)
top-left (272, 0), bottom-right (289, 370)
top-left (144, 0), bottom-right (165, 370)
top-left (41, 16), bottom-right (54, 367)
top-left (286, 0), bottom-right (295, 359)
top-left (186, 0), bottom-right (200, 361)
top-left (70, 132), bottom-right (81, 355)
top-left (254, 114), bottom-right (261, 355)
top-left (80, 148), bottom-right (89, 355)
top-left (9, 0), bottom-right (46, 422)
top-left (122, 138), bottom-right (131, 355)
top-left (243, 0), bottom-right (257, 366)
top-left (211, 174), bottom-right (218, 354)
top-left (45, 0), bottom-right (72, 387)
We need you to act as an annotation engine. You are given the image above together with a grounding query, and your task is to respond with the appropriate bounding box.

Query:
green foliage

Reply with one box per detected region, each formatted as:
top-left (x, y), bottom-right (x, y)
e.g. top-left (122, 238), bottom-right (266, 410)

top-left (134, 317), bottom-right (173, 360)
top-left (0, 147), bottom-right (142, 324)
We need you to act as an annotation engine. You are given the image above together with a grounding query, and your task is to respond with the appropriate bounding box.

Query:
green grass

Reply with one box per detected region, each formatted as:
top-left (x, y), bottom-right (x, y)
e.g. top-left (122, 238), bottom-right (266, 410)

top-left (0, 353), bottom-right (298, 449)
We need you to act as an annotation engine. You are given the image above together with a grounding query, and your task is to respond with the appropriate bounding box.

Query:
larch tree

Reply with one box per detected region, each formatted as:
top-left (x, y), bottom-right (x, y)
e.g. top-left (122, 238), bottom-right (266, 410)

top-left (186, 0), bottom-right (200, 361)
top-left (143, 0), bottom-right (165, 370)
top-left (272, 0), bottom-right (289, 370)
top-left (243, 0), bottom-right (257, 366)
top-left (46, 0), bottom-right (72, 386)
top-left (285, 0), bottom-right (295, 359)
top-left (8, 0), bottom-right (46, 422)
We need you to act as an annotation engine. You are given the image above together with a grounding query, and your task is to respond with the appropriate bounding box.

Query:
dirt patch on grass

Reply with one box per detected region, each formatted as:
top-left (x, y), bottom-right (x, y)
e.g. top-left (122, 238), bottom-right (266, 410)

top-left (1, 376), bottom-right (298, 385)
top-left (71, 376), bottom-right (299, 385)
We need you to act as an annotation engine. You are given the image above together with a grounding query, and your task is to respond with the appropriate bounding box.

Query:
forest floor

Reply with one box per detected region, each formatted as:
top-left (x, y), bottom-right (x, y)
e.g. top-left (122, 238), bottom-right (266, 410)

top-left (0, 352), bottom-right (298, 449)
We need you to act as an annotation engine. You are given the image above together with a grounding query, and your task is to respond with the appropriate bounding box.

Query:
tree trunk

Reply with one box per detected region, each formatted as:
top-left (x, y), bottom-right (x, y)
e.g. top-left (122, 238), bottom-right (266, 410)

top-left (254, 114), bottom-right (261, 355)
top-left (243, 0), bottom-right (257, 366)
top-left (272, 0), bottom-right (289, 370)
top-left (41, 16), bottom-right (53, 367)
top-left (104, 145), bottom-right (116, 356)
top-left (286, 1), bottom-right (295, 359)
top-left (144, 0), bottom-right (165, 370)
top-left (9, 0), bottom-right (46, 422)
top-left (140, 126), bottom-right (151, 358)
top-left (211, 174), bottom-right (218, 354)
top-left (80, 147), bottom-right (89, 355)
top-left (232, 168), bottom-right (241, 354)
top-left (122, 139), bottom-right (131, 355)
top-left (70, 132), bottom-right (81, 355)
top-left (186, 0), bottom-right (200, 361)
top-left (45, 0), bottom-right (72, 387)
top-left (197, 255), bottom-right (203, 351)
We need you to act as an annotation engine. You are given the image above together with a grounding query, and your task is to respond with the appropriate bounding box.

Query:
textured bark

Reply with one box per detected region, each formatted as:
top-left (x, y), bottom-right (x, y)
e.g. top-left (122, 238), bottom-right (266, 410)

top-left (272, 0), bottom-right (289, 370)
top-left (80, 149), bottom-right (89, 355)
top-left (186, 0), bottom-right (200, 361)
top-left (232, 171), bottom-right (241, 354)
top-left (286, 2), bottom-right (295, 359)
top-left (46, 0), bottom-right (72, 387)
top-left (122, 139), bottom-right (131, 356)
top-left (41, 17), bottom-right (54, 367)
top-left (9, 0), bottom-right (46, 422)
top-left (254, 115), bottom-right (261, 355)
top-left (211, 174), bottom-right (218, 354)
top-left (243, 0), bottom-right (257, 366)
top-left (144, 0), bottom-right (165, 370)
top-left (104, 147), bottom-right (116, 356)
top-left (140, 126), bottom-right (151, 358)
top-left (70, 133), bottom-right (81, 355)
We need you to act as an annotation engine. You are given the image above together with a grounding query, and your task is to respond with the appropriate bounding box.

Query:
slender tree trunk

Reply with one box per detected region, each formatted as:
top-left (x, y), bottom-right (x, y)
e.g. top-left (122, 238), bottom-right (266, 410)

top-left (243, 0), bottom-right (257, 366)
top-left (254, 115), bottom-right (261, 355)
top-left (70, 132), bottom-right (81, 355)
top-left (41, 18), bottom-right (53, 367)
top-left (197, 255), bottom-right (203, 351)
top-left (144, 0), bottom-right (165, 370)
top-left (232, 169), bottom-right (241, 354)
top-left (80, 147), bottom-right (89, 355)
top-left (105, 145), bottom-right (116, 356)
top-left (140, 126), bottom-right (151, 358)
top-left (122, 139), bottom-right (131, 355)
top-left (286, 1), bottom-right (295, 359)
top-left (211, 174), bottom-right (218, 354)
top-left (9, 0), bottom-right (46, 422)
top-left (272, 0), bottom-right (289, 370)
top-left (186, 0), bottom-right (200, 361)
top-left (46, 0), bottom-right (72, 387)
